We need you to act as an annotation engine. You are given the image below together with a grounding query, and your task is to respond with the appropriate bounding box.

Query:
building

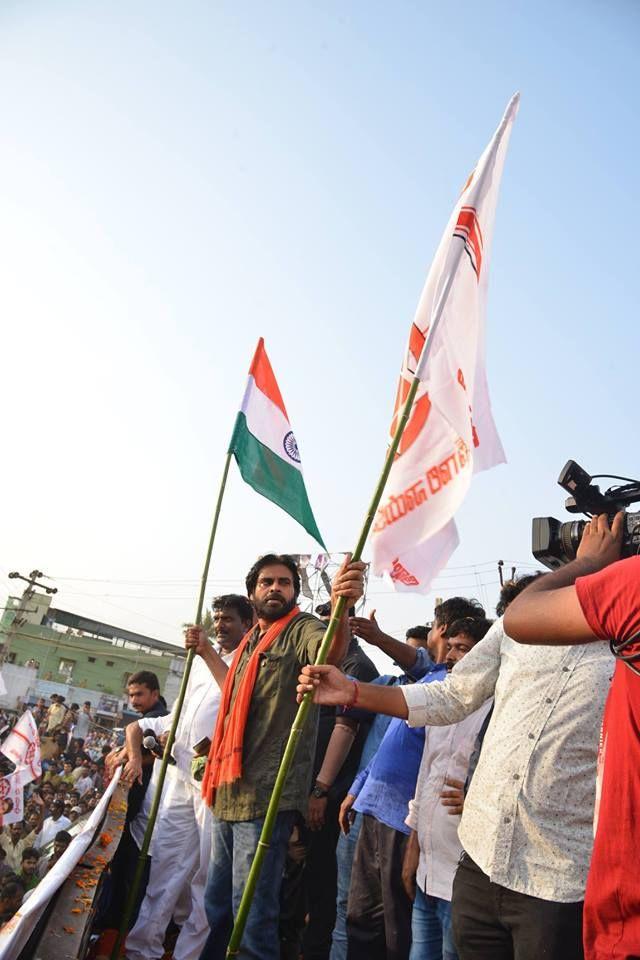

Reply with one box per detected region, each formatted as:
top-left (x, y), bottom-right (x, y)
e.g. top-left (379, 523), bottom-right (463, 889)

top-left (0, 590), bottom-right (186, 718)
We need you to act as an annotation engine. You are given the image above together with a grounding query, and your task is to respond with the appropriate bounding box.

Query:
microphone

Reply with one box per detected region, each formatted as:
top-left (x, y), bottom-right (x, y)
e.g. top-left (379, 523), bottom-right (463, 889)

top-left (142, 730), bottom-right (176, 764)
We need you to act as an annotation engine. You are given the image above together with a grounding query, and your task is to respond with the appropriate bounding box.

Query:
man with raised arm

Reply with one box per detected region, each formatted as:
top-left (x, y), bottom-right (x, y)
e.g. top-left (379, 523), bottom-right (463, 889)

top-left (188, 552), bottom-right (365, 960)
top-left (339, 598), bottom-right (485, 960)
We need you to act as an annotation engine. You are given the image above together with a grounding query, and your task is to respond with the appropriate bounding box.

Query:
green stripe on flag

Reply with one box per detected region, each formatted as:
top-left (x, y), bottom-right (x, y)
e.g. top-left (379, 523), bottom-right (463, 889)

top-left (230, 413), bottom-right (326, 549)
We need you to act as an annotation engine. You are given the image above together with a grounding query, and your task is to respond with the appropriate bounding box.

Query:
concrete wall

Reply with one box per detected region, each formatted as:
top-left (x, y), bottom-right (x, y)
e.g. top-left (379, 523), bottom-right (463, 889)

top-left (0, 663), bottom-right (38, 709)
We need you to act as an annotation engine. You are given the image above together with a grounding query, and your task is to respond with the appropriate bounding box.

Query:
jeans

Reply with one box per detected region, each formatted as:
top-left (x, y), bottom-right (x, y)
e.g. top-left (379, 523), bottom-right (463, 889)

top-left (451, 853), bottom-right (584, 960)
top-left (199, 811), bottom-right (295, 960)
top-left (410, 886), bottom-right (458, 960)
top-left (330, 812), bottom-right (363, 960)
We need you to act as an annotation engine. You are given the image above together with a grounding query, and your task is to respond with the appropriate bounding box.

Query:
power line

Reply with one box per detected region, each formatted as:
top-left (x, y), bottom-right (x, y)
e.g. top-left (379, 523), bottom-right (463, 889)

top-left (45, 558), bottom-right (542, 583)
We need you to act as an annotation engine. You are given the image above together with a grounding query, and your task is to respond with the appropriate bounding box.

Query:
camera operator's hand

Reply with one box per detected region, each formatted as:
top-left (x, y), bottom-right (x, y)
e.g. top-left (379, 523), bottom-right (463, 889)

top-left (576, 512), bottom-right (624, 572)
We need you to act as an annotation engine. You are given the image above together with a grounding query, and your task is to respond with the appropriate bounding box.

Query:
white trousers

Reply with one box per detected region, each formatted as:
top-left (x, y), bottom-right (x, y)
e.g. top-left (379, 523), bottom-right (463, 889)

top-left (125, 766), bottom-right (212, 960)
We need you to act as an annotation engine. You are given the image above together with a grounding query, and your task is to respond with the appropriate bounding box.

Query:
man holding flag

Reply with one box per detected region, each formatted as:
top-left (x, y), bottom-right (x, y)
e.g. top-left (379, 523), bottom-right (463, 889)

top-left (107, 336), bottom-right (344, 959)
top-left (187, 551), bottom-right (364, 960)
top-left (209, 95), bottom-right (519, 960)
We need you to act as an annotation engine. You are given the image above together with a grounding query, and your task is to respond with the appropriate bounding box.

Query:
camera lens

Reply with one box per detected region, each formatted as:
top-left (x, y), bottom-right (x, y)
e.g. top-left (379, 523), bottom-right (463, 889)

top-left (560, 520), bottom-right (585, 561)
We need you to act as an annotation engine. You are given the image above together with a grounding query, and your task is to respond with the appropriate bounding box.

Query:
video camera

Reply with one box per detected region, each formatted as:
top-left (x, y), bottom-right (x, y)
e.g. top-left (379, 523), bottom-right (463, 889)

top-left (532, 460), bottom-right (640, 569)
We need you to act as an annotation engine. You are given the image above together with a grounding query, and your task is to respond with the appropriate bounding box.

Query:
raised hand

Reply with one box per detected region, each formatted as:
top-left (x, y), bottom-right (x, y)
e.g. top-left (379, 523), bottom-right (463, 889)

top-left (184, 625), bottom-right (211, 658)
top-left (331, 555), bottom-right (367, 607)
top-left (349, 609), bottom-right (384, 646)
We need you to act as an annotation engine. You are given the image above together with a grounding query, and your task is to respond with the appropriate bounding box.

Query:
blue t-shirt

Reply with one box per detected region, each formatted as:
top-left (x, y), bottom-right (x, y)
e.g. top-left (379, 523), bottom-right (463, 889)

top-left (350, 664), bottom-right (447, 834)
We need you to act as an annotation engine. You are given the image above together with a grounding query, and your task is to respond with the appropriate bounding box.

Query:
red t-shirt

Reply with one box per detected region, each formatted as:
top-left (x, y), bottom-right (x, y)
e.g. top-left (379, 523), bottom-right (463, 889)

top-left (576, 556), bottom-right (640, 960)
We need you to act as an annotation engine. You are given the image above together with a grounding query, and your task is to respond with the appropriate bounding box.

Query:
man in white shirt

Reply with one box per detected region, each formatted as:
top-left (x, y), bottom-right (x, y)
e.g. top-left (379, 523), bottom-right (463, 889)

top-left (75, 768), bottom-right (94, 799)
top-left (123, 594), bottom-right (254, 960)
top-left (297, 586), bottom-right (612, 960)
top-left (35, 800), bottom-right (71, 852)
top-left (71, 701), bottom-right (92, 749)
top-left (403, 617), bottom-right (493, 960)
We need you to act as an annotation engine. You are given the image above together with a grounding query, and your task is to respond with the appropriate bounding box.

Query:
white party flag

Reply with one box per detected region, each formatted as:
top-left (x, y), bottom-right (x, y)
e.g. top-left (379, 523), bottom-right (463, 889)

top-left (372, 95), bottom-right (519, 591)
top-left (0, 711), bottom-right (42, 784)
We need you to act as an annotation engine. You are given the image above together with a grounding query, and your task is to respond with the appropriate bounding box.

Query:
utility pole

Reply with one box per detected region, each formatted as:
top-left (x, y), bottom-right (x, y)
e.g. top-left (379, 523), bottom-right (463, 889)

top-left (2, 570), bottom-right (57, 665)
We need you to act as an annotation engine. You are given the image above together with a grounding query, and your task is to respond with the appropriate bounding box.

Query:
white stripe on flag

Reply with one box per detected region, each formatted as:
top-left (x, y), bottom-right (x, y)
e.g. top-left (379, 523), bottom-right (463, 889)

top-left (240, 375), bottom-right (303, 473)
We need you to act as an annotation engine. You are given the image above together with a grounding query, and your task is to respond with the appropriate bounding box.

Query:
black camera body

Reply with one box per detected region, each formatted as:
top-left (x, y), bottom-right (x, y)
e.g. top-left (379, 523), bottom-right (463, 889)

top-left (532, 461), bottom-right (640, 569)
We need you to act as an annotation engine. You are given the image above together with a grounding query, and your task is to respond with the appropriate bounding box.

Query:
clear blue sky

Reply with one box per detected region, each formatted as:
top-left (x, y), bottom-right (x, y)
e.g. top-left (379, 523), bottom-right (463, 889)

top-left (1, 1), bottom-right (638, 656)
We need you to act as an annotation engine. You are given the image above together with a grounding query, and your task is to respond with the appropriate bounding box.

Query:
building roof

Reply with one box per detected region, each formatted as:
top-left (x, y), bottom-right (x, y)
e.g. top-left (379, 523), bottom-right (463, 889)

top-left (46, 608), bottom-right (186, 657)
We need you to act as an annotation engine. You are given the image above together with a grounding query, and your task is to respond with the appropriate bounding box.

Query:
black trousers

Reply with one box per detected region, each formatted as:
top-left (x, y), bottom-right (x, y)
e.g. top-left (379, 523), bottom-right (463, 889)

top-left (301, 794), bottom-right (342, 960)
top-left (346, 814), bottom-right (412, 960)
top-left (96, 828), bottom-right (150, 931)
top-left (451, 853), bottom-right (584, 960)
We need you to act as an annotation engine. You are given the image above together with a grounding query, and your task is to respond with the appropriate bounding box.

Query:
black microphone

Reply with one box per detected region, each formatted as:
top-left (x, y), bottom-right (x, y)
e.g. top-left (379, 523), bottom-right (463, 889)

top-left (142, 730), bottom-right (176, 764)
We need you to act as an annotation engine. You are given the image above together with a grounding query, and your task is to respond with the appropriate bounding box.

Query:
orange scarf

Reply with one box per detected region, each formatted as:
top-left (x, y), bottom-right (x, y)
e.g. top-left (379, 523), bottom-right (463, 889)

top-left (202, 606), bottom-right (301, 806)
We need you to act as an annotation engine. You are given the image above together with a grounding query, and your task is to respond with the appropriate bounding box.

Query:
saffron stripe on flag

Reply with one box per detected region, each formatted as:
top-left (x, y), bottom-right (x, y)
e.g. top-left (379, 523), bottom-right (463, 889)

top-left (249, 337), bottom-right (289, 419)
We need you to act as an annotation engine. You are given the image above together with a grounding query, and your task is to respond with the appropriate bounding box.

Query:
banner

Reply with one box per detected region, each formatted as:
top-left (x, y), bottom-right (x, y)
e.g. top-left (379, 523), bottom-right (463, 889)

top-left (0, 767), bottom-right (122, 959)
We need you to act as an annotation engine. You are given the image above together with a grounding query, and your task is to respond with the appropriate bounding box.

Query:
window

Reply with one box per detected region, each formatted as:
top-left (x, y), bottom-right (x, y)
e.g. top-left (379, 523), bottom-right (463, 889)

top-left (58, 658), bottom-right (75, 680)
top-left (106, 660), bottom-right (115, 667)
top-left (88, 657), bottom-right (96, 663)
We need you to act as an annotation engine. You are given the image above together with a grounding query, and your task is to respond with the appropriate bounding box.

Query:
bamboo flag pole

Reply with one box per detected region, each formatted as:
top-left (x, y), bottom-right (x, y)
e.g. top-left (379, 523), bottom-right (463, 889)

top-left (225, 287), bottom-right (454, 957)
top-left (111, 450), bottom-right (234, 960)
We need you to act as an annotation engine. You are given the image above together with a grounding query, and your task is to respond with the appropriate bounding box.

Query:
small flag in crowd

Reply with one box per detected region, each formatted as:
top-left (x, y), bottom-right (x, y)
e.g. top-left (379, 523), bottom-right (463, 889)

top-left (0, 710), bottom-right (42, 784)
top-left (371, 94), bottom-right (520, 591)
top-left (0, 771), bottom-right (25, 827)
top-left (230, 338), bottom-right (326, 548)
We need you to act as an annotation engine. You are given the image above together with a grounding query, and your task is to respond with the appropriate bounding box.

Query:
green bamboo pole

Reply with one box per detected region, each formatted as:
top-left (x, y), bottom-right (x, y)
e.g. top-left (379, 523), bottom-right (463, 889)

top-left (225, 374), bottom-right (422, 957)
top-left (111, 450), bottom-right (234, 960)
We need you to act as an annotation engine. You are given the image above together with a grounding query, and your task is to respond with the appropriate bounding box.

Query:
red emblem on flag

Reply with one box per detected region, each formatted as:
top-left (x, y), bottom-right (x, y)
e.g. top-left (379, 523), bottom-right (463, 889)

top-left (390, 558), bottom-right (420, 587)
top-left (454, 206), bottom-right (483, 280)
top-left (390, 378), bottom-right (432, 460)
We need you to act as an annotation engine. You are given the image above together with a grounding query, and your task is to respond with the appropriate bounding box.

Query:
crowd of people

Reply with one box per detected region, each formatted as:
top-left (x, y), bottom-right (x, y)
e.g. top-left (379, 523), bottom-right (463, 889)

top-left (89, 524), bottom-right (639, 960)
top-left (3, 515), bottom-right (636, 960)
top-left (0, 696), bottom-right (115, 930)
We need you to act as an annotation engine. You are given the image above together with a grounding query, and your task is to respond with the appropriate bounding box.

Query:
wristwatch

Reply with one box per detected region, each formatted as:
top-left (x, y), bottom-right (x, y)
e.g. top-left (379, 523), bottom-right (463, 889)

top-left (311, 783), bottom-right (329, 799)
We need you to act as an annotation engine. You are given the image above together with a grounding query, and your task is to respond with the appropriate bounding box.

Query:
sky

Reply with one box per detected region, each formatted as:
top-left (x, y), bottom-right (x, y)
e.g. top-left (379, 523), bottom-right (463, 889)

top-left (1, 1), bottom-right (638, 670)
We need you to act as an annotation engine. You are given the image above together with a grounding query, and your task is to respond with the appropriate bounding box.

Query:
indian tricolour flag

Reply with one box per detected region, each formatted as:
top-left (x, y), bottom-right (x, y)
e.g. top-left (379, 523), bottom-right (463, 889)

top-left (229, 339), bottom-right (326, 548)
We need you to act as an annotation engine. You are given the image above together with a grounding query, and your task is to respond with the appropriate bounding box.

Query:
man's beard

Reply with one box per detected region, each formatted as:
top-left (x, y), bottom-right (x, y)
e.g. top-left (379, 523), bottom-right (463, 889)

top-left (253, 595), bottom-right (297, 623)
